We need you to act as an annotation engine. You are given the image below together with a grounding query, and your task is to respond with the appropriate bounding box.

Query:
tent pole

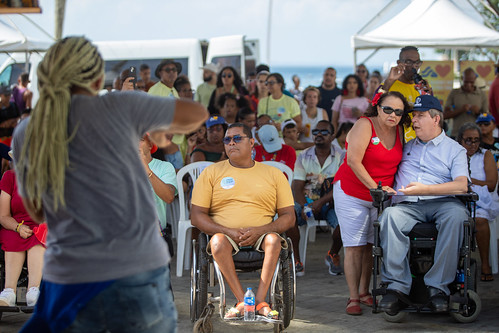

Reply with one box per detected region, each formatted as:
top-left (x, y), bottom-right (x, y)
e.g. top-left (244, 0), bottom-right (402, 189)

top-left (353, 49), bottom-right (357, 71)
top-left (55, 0), bottom-right (67, 40)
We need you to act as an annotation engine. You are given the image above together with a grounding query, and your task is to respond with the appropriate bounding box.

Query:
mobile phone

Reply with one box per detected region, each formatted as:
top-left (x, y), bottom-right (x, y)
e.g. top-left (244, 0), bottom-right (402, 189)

top-left (129, 66), bottom-right (137, 89)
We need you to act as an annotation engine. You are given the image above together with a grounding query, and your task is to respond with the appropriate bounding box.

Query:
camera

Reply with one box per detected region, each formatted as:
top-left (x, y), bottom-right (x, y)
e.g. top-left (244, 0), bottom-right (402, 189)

top-left (129, 66), bottom-right (137, 89)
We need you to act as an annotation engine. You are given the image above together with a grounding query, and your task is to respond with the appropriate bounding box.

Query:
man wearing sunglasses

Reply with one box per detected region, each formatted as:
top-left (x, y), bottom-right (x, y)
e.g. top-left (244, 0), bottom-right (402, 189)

top-left (379, 95), bottom-right (469, 314)
top-left (191, 123), bottom-right (295, 320)
top-left (148, 59), bottom-right (182, 98)
top-left (444, 67), bottom-right (489, 138)
top-left (291, 120), bottom-right (343, 276)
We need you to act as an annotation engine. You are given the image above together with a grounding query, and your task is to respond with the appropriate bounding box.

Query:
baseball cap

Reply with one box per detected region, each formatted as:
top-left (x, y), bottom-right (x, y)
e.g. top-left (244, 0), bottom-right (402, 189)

top-left (476, 113), bottom-right (495, 124)
top-left (281, 119), bottom-right (297, 130)
top-left (412, 95), bottom-right (442, 112)
top-left (201, 63), bottom-right (220, 74)
top-left (206, 115), bottom-right (226, 128)
top-left (258, 124), bottom-right (282, 153)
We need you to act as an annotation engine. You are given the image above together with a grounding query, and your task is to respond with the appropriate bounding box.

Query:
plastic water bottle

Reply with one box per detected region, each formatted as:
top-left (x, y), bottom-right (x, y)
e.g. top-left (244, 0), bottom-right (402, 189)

top-left (303, 204), bottom-right (313, 218)
top-left (244, 287), bottom-right (255, 321)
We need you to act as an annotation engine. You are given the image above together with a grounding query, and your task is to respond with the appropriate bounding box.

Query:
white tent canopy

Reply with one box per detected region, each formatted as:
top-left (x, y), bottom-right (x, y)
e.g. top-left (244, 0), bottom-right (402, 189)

top-left (352, 0), bottom-right (499, 64)
top-left (0, 19), bottom-right (51, 53)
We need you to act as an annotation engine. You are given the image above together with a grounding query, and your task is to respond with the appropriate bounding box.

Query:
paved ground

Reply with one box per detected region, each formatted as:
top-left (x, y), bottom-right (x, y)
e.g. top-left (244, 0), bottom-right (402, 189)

top-left (1, 230), bottom-right (498, 332)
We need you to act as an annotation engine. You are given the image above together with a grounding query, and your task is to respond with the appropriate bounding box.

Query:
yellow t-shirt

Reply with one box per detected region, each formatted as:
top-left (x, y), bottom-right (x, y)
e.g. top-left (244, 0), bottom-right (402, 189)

top-left (257, 94), bottom-right (301, 124)
top-left (191, 160), bottom-right (294, 229)
top-left (388, 80), bottom-right (421, 142)
top-left (148, 82), bottom-right (180, 98)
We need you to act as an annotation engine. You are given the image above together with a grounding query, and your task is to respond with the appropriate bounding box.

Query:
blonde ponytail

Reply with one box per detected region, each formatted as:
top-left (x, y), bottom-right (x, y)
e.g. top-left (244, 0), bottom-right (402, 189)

top-left (17, 37), bottom-right (104, 211)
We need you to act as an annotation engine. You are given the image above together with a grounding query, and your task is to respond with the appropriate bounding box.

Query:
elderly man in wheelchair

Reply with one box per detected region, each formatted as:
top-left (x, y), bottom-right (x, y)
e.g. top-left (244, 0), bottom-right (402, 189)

top-left (191, 122), bottom-right (295, 323)
top-left (378, 95), bottom-right (471, 315)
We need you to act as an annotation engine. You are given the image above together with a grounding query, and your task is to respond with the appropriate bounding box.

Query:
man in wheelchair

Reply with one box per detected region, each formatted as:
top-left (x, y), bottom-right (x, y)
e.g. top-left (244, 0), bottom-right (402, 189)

top-left (379, 95), bottom-right (470, 314)
top-left (191, 122), bottom-right (295, 321)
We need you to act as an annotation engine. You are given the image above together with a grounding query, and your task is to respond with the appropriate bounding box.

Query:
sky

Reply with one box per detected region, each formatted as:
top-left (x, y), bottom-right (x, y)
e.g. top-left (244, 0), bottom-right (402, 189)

top-left (0, 0), bottom-right (488, 69)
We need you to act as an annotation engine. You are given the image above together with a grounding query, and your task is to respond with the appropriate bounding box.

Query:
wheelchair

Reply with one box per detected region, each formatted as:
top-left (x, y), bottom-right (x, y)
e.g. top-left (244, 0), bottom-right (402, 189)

top-left (190, 232), bottom-right (296, 333)
top-left (370, 185), bottom-right (481, 323)
top-left (0, 249), bottom-right (34, 320)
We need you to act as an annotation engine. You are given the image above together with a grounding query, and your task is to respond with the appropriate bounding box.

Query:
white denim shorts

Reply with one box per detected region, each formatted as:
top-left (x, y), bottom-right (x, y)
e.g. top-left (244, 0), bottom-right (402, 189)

top-left (333, 180), bottom-right (377, 247)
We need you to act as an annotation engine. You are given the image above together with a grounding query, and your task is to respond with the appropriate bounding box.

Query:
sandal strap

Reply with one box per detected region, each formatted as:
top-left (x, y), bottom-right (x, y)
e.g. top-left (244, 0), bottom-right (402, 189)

top-left (256, 302), bottom-right (270, 311)
top-left (359, 293), bottom-right (372, 298)
top-left (347, 298), bottom-right (360, 305)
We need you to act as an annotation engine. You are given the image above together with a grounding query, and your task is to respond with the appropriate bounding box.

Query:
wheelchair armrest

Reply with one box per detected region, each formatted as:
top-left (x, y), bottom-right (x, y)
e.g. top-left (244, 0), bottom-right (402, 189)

top-left (370, 182), bottom-right (390, 208)
top-left (455, 192), bottom-right (479, 203)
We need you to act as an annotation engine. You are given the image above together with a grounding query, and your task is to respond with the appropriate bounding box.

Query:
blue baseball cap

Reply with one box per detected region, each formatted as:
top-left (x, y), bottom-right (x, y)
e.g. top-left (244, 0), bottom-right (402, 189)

top-left (205, 115), bottom-right (226, 128)
top-left (476, 113), bottom-right (495, 124)
top-left (412, 95), bottom-right (442, 112)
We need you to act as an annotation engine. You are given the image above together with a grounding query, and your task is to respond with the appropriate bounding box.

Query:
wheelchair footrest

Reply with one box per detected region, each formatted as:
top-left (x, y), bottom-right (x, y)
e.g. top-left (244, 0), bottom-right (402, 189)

top-left (224, 315), bottom-right (283, 325)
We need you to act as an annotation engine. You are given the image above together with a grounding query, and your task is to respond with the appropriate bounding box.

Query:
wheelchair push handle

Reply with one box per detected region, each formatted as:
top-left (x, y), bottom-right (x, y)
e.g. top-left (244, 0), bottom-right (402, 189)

top-left (370, 181), bottom-right (390, 208)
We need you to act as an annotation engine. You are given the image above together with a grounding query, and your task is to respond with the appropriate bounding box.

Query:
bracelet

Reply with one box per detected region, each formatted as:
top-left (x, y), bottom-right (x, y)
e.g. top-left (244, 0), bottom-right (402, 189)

top-left (148, 171), bottom-right (153, 178)
top-left (16, 220), bottom-right (24, 233)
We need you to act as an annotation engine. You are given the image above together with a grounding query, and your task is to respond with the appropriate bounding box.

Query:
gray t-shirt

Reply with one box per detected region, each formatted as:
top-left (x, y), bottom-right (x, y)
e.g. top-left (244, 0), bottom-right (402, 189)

top-left (13, 91), bottom-right (176, 284)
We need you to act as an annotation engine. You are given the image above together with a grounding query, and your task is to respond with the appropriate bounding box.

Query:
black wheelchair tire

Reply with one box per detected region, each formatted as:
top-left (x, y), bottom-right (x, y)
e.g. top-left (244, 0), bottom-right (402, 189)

top-left (450, 290), bottom-right (481, 323)
top-left (279, 251), bottom-right (294, 328)
top-left (195, 234), bottom-right (209, 320)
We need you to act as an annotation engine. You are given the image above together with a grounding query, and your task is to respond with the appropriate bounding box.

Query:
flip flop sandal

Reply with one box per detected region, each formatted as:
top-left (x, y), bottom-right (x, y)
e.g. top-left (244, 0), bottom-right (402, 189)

top-left (224, 301), bottom-right (244, 320)
top-left (256, 302), bottom-right (280, 323)
top-left (481, 273), bottom-right (494, 282)
top-left (359, 292), bottom-right (376, 307)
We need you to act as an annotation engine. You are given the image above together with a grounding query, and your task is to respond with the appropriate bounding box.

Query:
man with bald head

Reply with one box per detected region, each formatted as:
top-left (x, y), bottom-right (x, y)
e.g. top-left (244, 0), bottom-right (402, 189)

top-left (444, 67), bottom-right (488, 138)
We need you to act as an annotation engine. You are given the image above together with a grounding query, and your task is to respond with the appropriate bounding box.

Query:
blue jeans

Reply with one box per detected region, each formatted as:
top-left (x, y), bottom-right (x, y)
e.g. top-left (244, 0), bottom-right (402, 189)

top-left (64, 266), bottom-right (177, 333)
top-left (294, 201), bottom-right (338, 228)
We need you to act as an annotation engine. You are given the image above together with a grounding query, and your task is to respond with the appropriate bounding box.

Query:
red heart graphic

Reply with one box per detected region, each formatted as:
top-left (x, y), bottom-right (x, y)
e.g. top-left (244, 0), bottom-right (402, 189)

top-left (435, 64), bottom-right (451, 77)
top-left (476, 65), bottom-right (491, 78)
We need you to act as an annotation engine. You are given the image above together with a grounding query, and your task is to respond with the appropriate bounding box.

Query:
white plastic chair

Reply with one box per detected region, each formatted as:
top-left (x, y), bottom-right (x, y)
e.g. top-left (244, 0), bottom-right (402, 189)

top-left (176, 161), bottom-right (213, 277)
top-left (262, 161), bottom-right (327, 267)
top-left (261, 161), bottom-right (293, 186)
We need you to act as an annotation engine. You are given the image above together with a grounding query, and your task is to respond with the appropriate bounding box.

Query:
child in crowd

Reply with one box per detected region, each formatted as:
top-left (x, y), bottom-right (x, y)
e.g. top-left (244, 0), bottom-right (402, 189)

top-left (282, 119), bottom-right (314, 155)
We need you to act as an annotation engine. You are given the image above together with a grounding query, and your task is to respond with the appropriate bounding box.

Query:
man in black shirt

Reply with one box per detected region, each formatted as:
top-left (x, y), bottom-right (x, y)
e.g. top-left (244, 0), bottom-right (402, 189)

top-left (317, 67), bottom-right (341, 120)
top-left (0, 84), bottom-right (20, 137)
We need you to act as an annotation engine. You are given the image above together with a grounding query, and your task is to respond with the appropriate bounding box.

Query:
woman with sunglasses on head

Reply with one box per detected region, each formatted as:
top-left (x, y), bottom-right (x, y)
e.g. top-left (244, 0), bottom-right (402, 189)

top-left (457, 122), bottom-right (498, 282)
top-left (332, 91), bottom-right (410, 315)
top-left (331, 74), bottom-right (369, 133)
top-left (207, 66), bottom-right (249, 115)
top-left (257, 73), bottom-right (303, 133)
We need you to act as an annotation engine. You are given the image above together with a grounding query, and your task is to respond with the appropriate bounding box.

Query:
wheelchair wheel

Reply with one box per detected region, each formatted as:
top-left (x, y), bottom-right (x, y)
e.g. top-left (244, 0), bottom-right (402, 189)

top-left (191, 235), bottom-right (209, 321)
top-left (450, 290), bottom-right (481, 323)
top-left (274, 247), bottom-right (294, 329)
top-left (382, 311), bottom-right (407, 323)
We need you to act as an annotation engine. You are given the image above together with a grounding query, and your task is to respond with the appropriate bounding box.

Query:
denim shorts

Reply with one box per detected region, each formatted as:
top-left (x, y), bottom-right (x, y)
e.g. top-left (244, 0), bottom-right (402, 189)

top-left (64, 266), bottom-right (177, 333)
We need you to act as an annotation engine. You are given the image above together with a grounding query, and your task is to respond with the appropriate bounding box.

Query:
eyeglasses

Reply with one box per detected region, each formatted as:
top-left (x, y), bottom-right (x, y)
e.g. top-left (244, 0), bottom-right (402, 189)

top-left (400, 59), bottom-right (423, 67)
top-left (265, 81), bottom-right (277, 86)
top-left (222, 74), bottom-right (233, 78)
top-left (223, 135), bottom-right (249, 145)
top-left (312, 129), bottom-right (331, 136)
top-left (463, 137), bottom-right (480, 145)
top-left (162, 67), bottom-right (177, 73)
top-left (380, 106), bottom-right (404, 117)
top-left (477, 121), bottom-right (491, 126)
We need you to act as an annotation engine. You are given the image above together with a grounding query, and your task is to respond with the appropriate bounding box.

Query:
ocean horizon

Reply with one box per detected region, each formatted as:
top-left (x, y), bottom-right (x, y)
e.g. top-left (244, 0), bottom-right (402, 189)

top-left (272, 65), bottom-right (386, 91)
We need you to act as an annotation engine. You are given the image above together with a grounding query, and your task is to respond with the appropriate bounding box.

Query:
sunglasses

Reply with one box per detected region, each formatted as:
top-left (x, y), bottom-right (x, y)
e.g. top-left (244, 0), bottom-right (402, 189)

top-left (380, 106), bottom-right (404, 117)
top-left (477, 121), bottom-right (491, 126)
top-left (265, 81), bottom-right (277, 86)
top-left (312, 129), bottom-right (331, 136)
top-left (162, 67), bottom-right (177, 73)
top-left (463, 137), bottom-right (480, 145)
top-left (223, 135), bottom-right (249, 145)
top-left (222, 74), bottom-right (233, 78)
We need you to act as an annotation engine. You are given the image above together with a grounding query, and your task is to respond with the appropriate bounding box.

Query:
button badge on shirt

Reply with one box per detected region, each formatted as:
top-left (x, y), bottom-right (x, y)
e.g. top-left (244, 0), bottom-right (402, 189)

top-left (221, 177), bottom-right (235, 189)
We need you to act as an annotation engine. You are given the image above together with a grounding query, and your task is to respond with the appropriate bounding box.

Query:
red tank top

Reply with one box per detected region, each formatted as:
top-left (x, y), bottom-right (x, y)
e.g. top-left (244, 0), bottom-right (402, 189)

top-left (334, 117), bottom-right (403, 201)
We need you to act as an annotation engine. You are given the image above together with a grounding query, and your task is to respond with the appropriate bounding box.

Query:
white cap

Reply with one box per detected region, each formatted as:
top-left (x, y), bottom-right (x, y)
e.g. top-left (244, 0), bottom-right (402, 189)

top-left (201, 63), bottom-right (220, 74)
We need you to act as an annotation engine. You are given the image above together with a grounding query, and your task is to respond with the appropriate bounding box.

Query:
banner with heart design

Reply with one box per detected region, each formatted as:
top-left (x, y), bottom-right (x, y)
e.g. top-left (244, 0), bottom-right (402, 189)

top-left (460, 61), bottom-right (495, 89)
top-left (419, 61), bottom-right (454, 107)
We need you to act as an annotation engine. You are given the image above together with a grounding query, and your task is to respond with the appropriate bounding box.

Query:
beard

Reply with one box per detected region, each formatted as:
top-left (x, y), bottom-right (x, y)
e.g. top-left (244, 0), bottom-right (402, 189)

top-left (203, 75), bottom-right (213, 82)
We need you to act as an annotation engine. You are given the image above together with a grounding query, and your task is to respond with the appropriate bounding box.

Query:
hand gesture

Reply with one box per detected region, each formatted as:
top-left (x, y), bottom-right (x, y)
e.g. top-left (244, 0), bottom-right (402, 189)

top-left (381, 186), bottom-right (397, 195)
top-left (238, 227), bottom-right (263, 247)
top-left (187, 133), bottom-right (198, 149)
top-left (387, 64), bottom-right (405, 82)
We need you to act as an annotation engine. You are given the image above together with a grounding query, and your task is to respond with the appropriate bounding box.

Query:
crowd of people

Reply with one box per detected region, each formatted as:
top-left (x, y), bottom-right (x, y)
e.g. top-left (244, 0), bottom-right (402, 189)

top-left (0, 38), bottom-right (498, 331)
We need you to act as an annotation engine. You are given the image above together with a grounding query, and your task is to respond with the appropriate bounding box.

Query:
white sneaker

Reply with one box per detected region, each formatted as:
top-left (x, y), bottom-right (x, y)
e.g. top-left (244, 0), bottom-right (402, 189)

top-left (26, 287), bottom-right (40, 307)
top-left (0, 288), bottom-right (16, 307)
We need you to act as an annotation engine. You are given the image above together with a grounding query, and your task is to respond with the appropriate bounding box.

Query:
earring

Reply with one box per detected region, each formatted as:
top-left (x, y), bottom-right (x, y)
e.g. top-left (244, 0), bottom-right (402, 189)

top-left (357, 89), bottom-right (361, 96)
top-left (342, 89), bottom-right (347, 95)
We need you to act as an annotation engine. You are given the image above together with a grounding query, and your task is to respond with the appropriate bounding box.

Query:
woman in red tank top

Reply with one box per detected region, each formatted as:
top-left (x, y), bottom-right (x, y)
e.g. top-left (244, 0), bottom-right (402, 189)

top-left (333, 91), bottom-right (410, 315)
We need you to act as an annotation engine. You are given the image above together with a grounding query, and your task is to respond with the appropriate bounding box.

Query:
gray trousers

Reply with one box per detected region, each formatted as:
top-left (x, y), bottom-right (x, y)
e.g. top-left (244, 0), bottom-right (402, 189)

top-left (380, 198), bottom-right (468, 295)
